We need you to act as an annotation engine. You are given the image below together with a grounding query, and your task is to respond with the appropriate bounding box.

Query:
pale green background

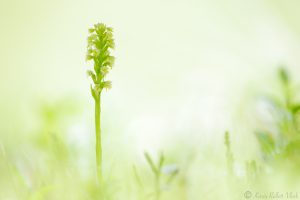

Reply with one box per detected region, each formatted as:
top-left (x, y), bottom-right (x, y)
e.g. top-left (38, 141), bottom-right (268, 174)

top-left (1, 0), bottom-right (300, 156)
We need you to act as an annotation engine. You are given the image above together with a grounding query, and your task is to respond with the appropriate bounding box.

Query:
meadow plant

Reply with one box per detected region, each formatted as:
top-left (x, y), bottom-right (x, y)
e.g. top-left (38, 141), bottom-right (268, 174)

top-left (86, 23), bottom-right (115, 183)
top-left (144, 152), bottom-right (178, 200)
top-left (246, 160), bottom-right (258, 184)
top-left (224, 131), bottom-right (234, 177)
top-left (255, 67), bottom-right (300, 170)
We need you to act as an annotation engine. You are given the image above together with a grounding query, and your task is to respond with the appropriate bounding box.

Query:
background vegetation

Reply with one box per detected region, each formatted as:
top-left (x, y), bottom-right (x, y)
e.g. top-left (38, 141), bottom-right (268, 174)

top-left (1, 0), bottom-right (300, 199)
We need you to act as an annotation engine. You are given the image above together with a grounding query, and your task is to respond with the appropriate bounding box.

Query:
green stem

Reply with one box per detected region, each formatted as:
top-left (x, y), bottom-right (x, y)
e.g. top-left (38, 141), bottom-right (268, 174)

top-left (155, 175), bottom-right (160, 200)
top-left (95, 95), bottom-right (102, 184)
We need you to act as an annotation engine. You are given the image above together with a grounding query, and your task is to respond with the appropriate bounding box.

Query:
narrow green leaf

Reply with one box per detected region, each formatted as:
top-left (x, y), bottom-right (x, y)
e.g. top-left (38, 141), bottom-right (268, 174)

top-left (278, 67), bottom-right (289, 85)
top-left (144, 152), bottom-right (158, 175)
top-left (255, 131), bottom-right (275, 155)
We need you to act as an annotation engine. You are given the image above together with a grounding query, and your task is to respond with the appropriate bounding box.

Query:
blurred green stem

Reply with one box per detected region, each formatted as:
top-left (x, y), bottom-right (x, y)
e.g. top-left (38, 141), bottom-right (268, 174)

top-left (95, 95), bottom-right (102, 184)
top-left (224, 131), bottom-right (234, 177)
top-left (155, 175), bottom-right (161, 200)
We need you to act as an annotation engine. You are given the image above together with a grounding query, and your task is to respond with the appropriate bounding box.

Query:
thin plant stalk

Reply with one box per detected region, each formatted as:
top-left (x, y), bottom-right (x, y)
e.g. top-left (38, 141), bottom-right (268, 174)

top-left (86, 23), bottom-right (115, 185)
top-left (224, 131), bottom-right (234, 177)
top-left (144, 152), bottom-right (164, 200)
top-left (95, 96), bottom-right (102, 182)
top-left (155, 175), bottom-right (161, 200)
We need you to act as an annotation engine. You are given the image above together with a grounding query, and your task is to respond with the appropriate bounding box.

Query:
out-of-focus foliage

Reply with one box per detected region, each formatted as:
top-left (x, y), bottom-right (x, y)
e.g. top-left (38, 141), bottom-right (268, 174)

top-left (2, 69), bottom-right (300, 199)
top-left (255, 68), bottom-right (300, 170)
top-left (224, 131), bottom-right (234, 177)
top-left (143, 152), bottom-right (178, 200)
